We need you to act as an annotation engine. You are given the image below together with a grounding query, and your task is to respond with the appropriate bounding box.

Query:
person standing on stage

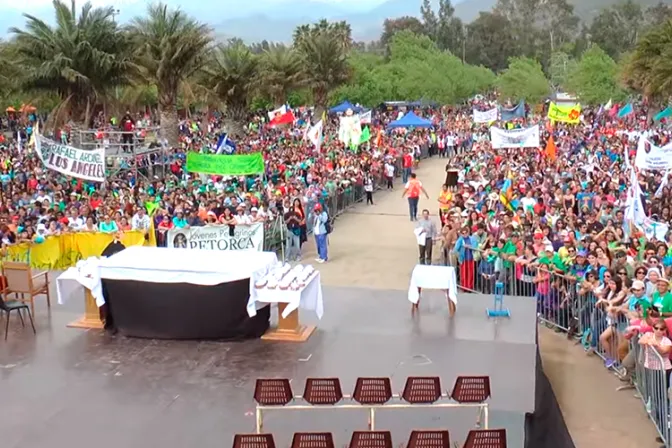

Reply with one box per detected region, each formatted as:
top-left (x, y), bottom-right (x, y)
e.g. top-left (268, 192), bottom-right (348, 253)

top-left (416, 209), bottom-right (438, 265)
top-left (402, 173), bottom-right (429, 221)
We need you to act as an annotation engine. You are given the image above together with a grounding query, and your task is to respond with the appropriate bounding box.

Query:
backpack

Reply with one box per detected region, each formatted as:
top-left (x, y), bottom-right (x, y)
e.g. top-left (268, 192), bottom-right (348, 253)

top-left (324, 215), bottom-right (332, 234)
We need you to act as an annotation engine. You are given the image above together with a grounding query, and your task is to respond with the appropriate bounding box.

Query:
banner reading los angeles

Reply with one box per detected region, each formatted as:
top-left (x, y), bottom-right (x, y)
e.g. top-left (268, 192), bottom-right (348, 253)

top-left (167, 224), bottom-right (264, 251)
top-left (490, 125), bottom-right (540, 149)
top-left (35, 135), bottom-right (106, 182)
top-left (547, 102), bottom-right (582, 124)
top-left (186, 152), bottom-right (264, 176)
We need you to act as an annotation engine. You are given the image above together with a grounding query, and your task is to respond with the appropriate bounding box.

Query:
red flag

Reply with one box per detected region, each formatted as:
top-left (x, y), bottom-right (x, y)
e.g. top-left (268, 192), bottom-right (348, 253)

top-left (269, 110), bottom-right (296, 127)
top-left (545, 136), bottom-right (557, 161)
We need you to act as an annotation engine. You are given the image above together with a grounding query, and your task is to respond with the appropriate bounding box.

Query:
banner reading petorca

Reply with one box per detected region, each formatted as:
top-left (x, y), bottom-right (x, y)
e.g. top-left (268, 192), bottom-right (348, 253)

top-left (472, 108), bottom-right (498, 123)
top-left (490, 125), bottom-right (540, 149)
top-left (35, 135), bottom-right (105, 182)
top-left (167, 223), bottom-right (264, 251)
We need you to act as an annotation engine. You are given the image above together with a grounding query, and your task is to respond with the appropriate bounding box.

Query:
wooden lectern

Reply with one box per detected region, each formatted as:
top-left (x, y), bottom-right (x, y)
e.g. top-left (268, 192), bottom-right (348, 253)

top-left (67, 288), bottom-right (104, 329)
top-left (261, 303), bottom-right (315, 342)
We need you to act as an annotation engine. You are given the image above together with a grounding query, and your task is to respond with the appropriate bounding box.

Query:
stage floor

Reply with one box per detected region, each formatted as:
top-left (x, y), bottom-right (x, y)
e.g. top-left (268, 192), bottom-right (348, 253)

top-left (0, 287), bottom-right (537, 448)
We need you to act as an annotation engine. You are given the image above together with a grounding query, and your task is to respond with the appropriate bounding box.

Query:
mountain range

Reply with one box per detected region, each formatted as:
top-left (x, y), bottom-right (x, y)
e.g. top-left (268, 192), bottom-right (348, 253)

top-left (1, 0), bottom-right (671, 43)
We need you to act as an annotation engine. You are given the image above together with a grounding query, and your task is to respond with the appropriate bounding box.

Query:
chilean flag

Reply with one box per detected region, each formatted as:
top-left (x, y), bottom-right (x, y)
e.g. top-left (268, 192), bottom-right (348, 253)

top-left (269, 109), bottom-right (296, 127)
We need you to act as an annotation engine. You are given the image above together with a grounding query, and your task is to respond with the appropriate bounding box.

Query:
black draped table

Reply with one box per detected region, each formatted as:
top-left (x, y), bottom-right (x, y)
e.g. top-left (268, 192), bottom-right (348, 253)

top-left (57, 246), bottom-right (278, 340)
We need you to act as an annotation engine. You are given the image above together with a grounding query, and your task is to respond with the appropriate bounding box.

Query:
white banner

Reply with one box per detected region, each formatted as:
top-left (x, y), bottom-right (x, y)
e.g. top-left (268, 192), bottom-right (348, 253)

top-left (35, 135), bottom-right (105, 182)
top-left (167, 223), bottom-right (264, 251)
top-left (635, 136), bottom-right (672, 171)
top-left (490, 125), bottom-right (540, 149)
top-left (472, 108), bottom-right (498, 123)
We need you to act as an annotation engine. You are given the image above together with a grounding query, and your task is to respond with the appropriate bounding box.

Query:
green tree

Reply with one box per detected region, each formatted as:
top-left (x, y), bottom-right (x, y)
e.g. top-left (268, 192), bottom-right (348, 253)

top-left (465, 12), bottom-right (517, 72)
top-left (645, 2), bottom-right (672, 29)
top-left (624, 19), bottom-right (672, 101)
top-left (10, 0), bottom-right (135, 131)
top-left (380, 17), bottom-right (426, 49)
top-left (588, 0), bottom-right (643, 60)
top-left (420, 0), bottom-right (439, 40)
top-left (128, 2), bottom-right (212, 146)
top-left (294, 22), bottom-right (351, 110)
top-left (206, 41), bottom-right (259, 133)
top-left (497, 56), bottom-right (550, 103)
top-left (549, 51), bottom-right (577, 90)
top-left (256, 44), bottom-right (304, 106)
top-left (566, 44), bottom-right (624, 105)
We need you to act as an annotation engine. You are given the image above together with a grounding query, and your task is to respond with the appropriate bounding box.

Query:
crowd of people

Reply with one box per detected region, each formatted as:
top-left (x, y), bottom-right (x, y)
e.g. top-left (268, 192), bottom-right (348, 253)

top-left (417, 100), bottom-right (672, 447)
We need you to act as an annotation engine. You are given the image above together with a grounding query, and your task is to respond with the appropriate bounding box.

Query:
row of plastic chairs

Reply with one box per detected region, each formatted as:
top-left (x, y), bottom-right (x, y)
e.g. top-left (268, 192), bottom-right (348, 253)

top-left (254, 376), bottom-right (491, 406)
top-left (233, 429), bottom-right (507, 448)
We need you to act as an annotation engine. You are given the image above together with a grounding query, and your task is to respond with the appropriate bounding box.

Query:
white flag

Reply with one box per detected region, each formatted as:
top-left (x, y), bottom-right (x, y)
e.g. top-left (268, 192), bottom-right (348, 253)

top-left (267, 105), bottom-right (287, 121)
top-left (17, 131), bottom-right (22, 153)
top-left (655, 170), bottom-right (670, 198)
top-left (307, 120), bottom-right (323, 152)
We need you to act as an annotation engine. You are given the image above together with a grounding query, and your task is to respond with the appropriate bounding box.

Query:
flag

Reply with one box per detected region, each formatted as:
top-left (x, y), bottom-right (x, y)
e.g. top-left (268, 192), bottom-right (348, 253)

top-left (360, 126), bottom-right (371, 144)
top-left (545, 136), bottom-right (557, 161)
top-left (374, 129), bottom-right (382, 147)
top-left (608, 103), bottom-right (619, 117)
top-left (617, 103), bottom-right (634, 119)
top-left (16, 130), bottom-right (22, 153)
top-left (267, 105), bottom-right (287, 121)
top-left (215, 134), bottom-right (237, 155)
top-left (655, 170), bottom-right (670, 198)
top-left (269, 110), bottom-right (296, 127)
top-left (360, 110), bottom-right (372, 124)
top-left (307, 120), bottom-right (323, 152)
top-left (654, 107), bottom-right (672, 122)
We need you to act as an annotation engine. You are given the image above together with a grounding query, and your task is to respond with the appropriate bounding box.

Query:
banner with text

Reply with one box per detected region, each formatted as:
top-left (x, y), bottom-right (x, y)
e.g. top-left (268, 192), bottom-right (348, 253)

top-left (167, 223), bottom-right (264, 251)
top-left (472, 108), bottom-right (498, 123)
top-left (547, 102), bottom-right (581, 124)
top-left (186, 152), bottom-right (264, 176)
top-left (35, 135), bottom-right (105, 182)
top-left (636, 136), bottom-right (672, 171)
top-left (490, 125), bottom-right (540, 149)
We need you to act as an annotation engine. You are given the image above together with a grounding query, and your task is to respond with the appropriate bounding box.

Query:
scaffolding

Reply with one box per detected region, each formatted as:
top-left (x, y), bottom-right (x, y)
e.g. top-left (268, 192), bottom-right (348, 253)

top-left (76, 127), bottom-right (168, 181)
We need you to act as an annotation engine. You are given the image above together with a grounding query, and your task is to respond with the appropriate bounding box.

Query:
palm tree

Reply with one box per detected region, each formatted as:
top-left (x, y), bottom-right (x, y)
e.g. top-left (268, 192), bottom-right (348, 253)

top-left (128, 2), bottom-right (212, 147)
top-left (295, 31), bottom-right (351, 111)
top-left (257, 44), bottom-right (304, 106)
top-left (206, 42), bottom-right (259, 135)
top-left (10, 0), bottom-right (135, 133)
top-left (626, 19), bottom-right (672, 100)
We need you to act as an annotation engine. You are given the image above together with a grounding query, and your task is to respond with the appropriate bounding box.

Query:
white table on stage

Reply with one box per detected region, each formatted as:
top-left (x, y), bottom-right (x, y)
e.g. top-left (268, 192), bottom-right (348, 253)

top-left (248, 272), bottom-right (324, 319)
top-left (407, 264), bottom-right (458, 305)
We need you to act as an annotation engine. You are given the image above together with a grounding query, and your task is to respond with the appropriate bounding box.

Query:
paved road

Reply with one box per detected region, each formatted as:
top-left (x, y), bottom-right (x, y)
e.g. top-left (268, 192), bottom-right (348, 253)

top-left (301, 156), bottom-right (659, 448)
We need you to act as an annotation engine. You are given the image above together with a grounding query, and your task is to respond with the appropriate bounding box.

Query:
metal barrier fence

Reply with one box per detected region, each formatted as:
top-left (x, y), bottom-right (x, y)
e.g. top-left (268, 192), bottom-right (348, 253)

top-left (436, 244), bottom-right (672, 446)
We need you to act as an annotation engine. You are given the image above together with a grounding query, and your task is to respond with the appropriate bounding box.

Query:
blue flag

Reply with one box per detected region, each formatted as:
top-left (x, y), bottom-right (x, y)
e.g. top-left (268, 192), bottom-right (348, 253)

top-left (617, 103), bottom-right (633, 119)
top-left (654, 106), bottom-right (672, 122)
top-left (215, 134), bottom-right (237, 155)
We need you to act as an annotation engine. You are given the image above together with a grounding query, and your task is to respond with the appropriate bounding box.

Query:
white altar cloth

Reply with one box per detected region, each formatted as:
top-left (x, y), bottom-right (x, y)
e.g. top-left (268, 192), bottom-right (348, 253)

top-left (407, 265), bottom-right (458, 305)
top-left (56, 247), bottom-right (279, 307)
top-left (248, 272), bottom-right (324, 319)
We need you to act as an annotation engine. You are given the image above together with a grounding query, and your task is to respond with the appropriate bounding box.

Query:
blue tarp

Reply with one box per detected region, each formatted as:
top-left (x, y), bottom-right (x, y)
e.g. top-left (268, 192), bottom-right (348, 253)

top-left (386, 111), bottom-right (433, 129)
top-left (500, 100), bottom-right (526, 121)
top-left (329, 101), bottom-right (363, 114)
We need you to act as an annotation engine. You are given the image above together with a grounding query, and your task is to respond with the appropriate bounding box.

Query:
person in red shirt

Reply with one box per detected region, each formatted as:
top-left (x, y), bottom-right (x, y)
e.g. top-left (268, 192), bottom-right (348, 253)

top-left (402, 150), bottom-right (414, 184)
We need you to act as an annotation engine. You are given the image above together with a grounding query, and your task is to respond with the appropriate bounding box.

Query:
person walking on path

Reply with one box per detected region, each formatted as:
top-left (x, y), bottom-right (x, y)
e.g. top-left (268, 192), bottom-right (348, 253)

top-left (402, 173), bottom-right (429, 221)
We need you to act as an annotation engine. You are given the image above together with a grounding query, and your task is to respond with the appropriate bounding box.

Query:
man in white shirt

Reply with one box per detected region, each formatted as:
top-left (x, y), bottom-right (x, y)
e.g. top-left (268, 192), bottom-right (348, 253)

top-left (131, 207), bottom-right (151, 231)
top-left (384, 159), bottom-right (395, 189)
top-left (234, 205), bottom-right (251, 225)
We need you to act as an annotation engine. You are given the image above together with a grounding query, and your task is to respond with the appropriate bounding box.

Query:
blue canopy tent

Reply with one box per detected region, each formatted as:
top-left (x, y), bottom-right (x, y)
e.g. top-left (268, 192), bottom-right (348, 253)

top-left (329, 101), bottom-right (363, 114)
top-left (386, 111), bottom-right (433, 129)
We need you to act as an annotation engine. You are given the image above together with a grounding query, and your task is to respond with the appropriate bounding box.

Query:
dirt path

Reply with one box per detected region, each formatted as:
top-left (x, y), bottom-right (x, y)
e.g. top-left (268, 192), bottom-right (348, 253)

top-left (302, 156), bottom-right (660, 448)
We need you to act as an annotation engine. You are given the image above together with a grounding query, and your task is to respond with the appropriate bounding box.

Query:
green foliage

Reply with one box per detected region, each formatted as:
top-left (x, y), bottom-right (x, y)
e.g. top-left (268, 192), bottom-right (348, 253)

top-left (566, 44), bottom-right (625, 104)
top-left (626, 18), bottom-right (672, 100)
top-left (497, 57), bottom-right (550, 103)
top-left (332, 31), bottom-right (494, 107)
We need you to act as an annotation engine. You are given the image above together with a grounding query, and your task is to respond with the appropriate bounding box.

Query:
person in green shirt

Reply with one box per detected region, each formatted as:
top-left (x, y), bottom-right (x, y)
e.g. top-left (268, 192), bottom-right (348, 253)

top-left (99, 215), bottom-right (119, 234)
top-left (651, 278), bottom-right (672, 318)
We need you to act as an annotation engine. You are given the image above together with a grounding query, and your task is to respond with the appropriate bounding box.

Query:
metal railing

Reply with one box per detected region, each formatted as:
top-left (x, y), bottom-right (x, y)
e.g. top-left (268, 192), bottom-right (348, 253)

top-left (431, 243), bottom-right (672, 445)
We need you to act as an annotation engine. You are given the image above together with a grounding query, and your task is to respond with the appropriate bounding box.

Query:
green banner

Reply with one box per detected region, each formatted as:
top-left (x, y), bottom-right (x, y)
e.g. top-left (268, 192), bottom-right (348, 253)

top-left (186, 152), bottom-right (264, 175)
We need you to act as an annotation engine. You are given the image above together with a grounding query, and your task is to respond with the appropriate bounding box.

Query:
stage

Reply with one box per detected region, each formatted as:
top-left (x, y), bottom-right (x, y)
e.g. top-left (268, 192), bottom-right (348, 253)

top-left (0, 287), bottom-right (573, 448)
